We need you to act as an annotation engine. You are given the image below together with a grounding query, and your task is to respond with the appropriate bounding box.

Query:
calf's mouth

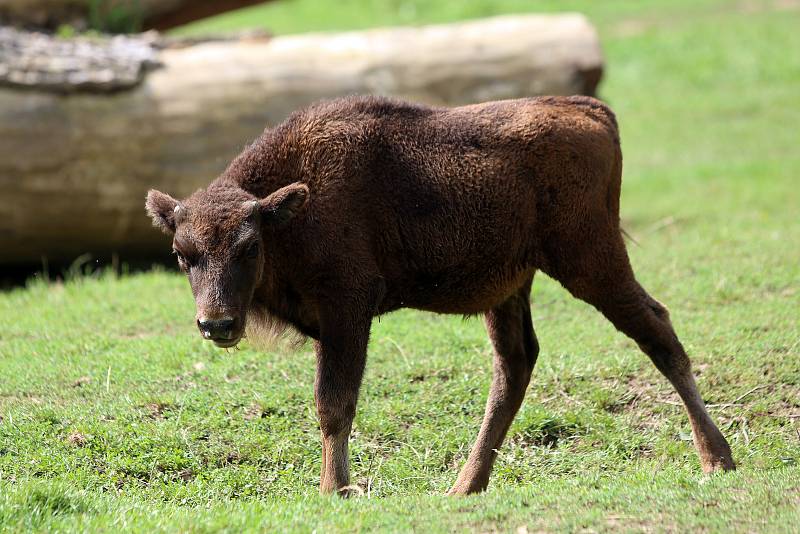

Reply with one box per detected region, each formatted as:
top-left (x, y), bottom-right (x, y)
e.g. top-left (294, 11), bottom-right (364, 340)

top-left (211, 336), bottom-right (241, 349)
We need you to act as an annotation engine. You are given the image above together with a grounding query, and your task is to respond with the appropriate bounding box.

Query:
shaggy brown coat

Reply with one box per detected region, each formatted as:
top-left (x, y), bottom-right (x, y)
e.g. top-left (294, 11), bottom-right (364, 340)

top-left (146, 95), bottom-right (734, 495)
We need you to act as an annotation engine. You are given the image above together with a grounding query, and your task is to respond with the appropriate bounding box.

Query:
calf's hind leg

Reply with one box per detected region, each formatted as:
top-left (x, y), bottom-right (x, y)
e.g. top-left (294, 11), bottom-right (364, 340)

top-left (554, 235), bottom-right (735, 473)
top-left (448, 277), bottom-right (539, 495)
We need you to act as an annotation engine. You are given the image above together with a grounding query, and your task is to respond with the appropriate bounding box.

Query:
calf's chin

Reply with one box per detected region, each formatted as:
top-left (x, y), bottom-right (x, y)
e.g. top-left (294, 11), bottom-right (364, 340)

top-left (244, 305), bottom-right (304, 351)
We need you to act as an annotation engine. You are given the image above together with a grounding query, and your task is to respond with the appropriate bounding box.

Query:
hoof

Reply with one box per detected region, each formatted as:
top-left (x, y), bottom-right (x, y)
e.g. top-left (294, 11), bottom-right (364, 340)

top-left (702, 456), bottom-right (736, 474)
top-left (446, 481), bottom-right (487, 496)
top-left (336, 485), bottom-right (364, 498)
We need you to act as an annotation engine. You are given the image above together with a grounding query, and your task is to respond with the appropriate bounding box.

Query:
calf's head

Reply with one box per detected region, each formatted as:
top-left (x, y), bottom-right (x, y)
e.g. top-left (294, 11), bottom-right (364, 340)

top-left (145, 183), bottom-right (308, 348)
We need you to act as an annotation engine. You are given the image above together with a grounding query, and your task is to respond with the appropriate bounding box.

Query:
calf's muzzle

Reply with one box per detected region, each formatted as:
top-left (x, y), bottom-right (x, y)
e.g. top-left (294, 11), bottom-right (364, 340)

top-left (196, 316), bottom-right (239, 346)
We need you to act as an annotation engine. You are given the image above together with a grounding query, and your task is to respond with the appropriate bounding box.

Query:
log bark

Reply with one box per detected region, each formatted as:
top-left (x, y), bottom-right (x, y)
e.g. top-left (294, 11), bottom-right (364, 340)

top-left (0, 14), bottom-right (604, 265)
top-left (0, 27), bottom-right (162, 92)
top-left (0, 0), bottom-right (273, 32)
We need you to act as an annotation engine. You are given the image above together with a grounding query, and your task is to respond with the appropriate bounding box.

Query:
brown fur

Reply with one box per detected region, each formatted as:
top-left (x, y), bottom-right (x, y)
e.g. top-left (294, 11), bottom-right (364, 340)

top-left (146, 95), bottom-right (735, 496)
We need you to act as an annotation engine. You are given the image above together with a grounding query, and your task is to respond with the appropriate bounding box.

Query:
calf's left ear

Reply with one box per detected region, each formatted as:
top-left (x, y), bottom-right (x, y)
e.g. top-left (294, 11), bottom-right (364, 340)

top-left (145, 189), bottom-right (181, 234)
top-left (259, 182), bottom-right (309, 226)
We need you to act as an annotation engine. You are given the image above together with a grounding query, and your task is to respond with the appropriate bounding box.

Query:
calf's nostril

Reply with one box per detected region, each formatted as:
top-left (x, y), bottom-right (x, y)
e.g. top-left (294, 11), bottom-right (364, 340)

top-left (197, 317), bottom-right (236, 339)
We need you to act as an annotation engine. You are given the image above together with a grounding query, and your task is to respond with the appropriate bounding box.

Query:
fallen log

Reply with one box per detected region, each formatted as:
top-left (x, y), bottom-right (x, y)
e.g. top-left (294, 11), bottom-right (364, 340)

top-left (0, 14), bottom-right (604, 265)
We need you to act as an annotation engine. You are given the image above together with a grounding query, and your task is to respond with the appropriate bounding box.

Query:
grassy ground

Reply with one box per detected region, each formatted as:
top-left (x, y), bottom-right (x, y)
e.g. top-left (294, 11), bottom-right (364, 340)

top-left (2, 1), bottom-right (800, 532)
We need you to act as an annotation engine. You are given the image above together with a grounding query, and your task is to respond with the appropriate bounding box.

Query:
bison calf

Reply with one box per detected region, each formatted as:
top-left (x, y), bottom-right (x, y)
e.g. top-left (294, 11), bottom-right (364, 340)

top-left (146, 95), bottom-right (735, 495)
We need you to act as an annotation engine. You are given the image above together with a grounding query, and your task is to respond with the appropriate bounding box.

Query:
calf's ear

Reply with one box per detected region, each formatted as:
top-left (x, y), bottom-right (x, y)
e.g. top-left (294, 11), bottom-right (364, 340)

top-left (259, 182), bottom-right (309, 226)
top-left (145, 190), bottom-right (181, 234)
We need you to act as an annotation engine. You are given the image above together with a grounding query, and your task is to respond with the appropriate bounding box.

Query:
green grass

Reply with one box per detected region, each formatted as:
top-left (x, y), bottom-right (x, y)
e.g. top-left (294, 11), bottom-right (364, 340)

top-left (3, 1), bottom-right (800, 531)
top-left (174, 0), bottom-right (741, 36)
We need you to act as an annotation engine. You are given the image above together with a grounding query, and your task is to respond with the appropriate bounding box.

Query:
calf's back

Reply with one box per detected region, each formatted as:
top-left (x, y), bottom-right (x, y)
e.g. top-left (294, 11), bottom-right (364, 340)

top-left (258, 96), bottom-right (621, 314)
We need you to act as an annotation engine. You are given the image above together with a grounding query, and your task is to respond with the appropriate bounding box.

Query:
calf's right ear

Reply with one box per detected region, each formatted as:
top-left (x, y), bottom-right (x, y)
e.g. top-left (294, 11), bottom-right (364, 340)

top-left (145, 190), bottom-right (181, 234)
top-left (259, 182), bottom-right (309, 227)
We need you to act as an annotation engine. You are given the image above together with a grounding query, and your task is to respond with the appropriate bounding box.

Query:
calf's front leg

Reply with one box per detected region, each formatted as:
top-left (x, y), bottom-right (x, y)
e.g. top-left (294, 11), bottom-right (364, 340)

top-left (314, 305), bottom-right (371, 496)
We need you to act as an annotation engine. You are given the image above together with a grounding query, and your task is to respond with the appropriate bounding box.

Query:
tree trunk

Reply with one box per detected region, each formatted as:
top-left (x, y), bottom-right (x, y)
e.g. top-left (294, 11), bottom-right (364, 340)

top-left (0, 14), bottom-right (604, 265)
top-left (0, 0), bottom-right (273, 32)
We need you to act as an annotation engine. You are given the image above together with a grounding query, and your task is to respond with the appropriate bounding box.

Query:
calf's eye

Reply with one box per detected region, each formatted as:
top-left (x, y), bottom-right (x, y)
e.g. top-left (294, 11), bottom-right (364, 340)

top-left (173, 249), bottom-right (189, 270)
top-left (246, 242), bottom-right (260, 259)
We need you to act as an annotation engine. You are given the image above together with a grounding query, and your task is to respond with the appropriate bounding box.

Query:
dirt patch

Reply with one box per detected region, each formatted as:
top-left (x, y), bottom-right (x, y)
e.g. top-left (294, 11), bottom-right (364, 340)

top-left (221, 450), bottom-right (243, 466)
top-left (244, 403), bottom-right (266, 421)
top-left (66, 431), bottom-right (87, 447)
top-left (605, 513), bottom-right (673, 533)
top-left (511, 417), bottom-right (583, 448)
top-left (71, 376), bottom-right (92, 388)
top-left (143, 402), bottom-right (170, 420)
top-left (0, 392), bottom-right (44, 406)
